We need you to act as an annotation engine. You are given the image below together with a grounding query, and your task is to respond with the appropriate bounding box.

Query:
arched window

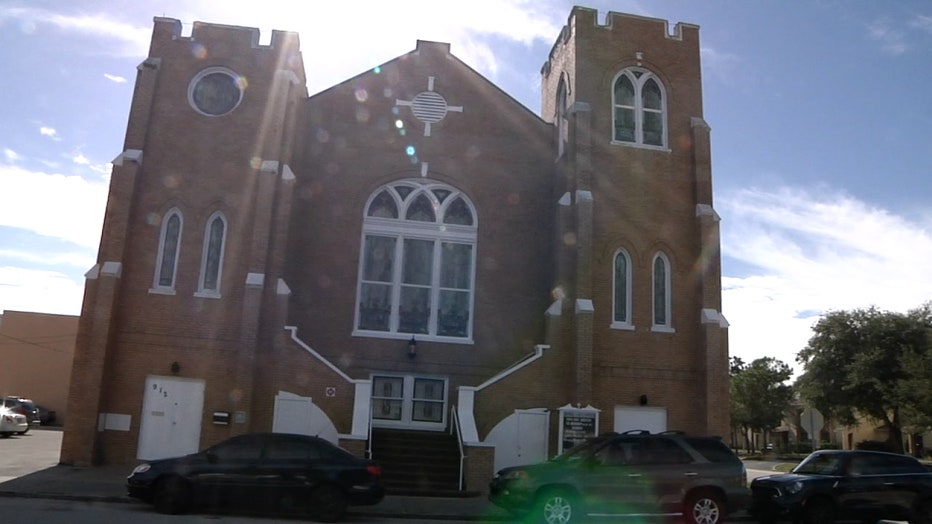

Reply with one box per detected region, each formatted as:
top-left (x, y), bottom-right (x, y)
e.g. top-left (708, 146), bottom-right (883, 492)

top-left (152, 208), bottom-right (182, 293)
top-left (356, 179), bottom-right (477, 341)
top-left (612, 249), bottom-right (633, 329)
top-left (652, 252), bottom-right (673, 331)
top-left (197, 211), bottom-right (227, 297)
top-left (612, 68), bottom-right (666, 147)
top-left (557, 78), bottom-right (568, 158)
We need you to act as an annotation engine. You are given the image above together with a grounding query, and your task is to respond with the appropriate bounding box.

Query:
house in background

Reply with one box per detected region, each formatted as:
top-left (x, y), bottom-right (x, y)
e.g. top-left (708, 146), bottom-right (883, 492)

top-left (60, 6), bottom-right (729, 493)
top-left (0, 310), bottom-right (77, 425)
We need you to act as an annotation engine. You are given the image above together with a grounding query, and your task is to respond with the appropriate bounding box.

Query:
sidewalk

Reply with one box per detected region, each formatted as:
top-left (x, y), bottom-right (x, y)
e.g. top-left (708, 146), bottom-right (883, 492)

top-left (0, 464), bottom-right (511, 521)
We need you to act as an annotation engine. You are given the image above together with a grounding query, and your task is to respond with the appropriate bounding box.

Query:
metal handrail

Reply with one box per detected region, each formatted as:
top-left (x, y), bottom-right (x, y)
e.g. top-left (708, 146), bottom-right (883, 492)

top-left (450, 404), bottom-right (466, 491)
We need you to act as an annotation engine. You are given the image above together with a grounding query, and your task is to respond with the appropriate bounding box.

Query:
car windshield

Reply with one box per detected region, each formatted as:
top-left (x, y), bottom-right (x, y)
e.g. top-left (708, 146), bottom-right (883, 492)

top-left (792, 453), bottom-right (844, 475)
top-left (550, 437), bottom-right (609, 462)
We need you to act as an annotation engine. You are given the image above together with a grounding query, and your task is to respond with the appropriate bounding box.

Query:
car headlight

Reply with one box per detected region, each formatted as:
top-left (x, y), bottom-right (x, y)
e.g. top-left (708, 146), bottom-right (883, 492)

top-left (782, 480), bottom-right (804, 495)
top-left (131, 464), bottom-right (151, 474)
top-left (500, 470), bottom-right (529, 481)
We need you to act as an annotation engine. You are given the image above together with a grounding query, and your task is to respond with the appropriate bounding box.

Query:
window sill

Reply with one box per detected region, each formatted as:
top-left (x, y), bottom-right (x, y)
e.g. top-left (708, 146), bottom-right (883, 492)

top-left (148, 287), bottom-right (176, 295)
top-left (650, 325), bottom-right (675, 334)
top-left (194, 290), bottom-right (221, 299)
top-left (352, 330), bottom-right (474, 345)
top-left (610, 140), bottom-right (671, 153)
top-left (610, 322), bottom-right (635, 331)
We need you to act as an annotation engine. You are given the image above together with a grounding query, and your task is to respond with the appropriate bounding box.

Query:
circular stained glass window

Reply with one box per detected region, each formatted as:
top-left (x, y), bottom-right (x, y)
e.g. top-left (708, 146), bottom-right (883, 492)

top-left (189, 68), bottom-right (243, 116)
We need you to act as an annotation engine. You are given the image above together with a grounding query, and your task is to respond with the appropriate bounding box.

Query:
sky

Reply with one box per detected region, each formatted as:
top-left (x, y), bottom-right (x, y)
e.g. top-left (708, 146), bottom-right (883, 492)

top-left (1, 0), bottom-right (930, 379)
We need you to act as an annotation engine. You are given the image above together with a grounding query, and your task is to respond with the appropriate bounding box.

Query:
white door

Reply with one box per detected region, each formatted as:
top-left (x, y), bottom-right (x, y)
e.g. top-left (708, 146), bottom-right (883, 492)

top-left (515, 409), bottom-right (549, 463)
top-left (137, 375), bottom-right (205, 460)
top-left (614, 406), bottom-right (667, 434)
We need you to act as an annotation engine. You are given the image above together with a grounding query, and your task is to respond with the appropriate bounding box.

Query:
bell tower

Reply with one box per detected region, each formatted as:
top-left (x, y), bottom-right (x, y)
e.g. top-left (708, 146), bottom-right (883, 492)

top-left (61, 18), bottom-right (307, 465)
top-left (540, 7), bottom-right (729, 437)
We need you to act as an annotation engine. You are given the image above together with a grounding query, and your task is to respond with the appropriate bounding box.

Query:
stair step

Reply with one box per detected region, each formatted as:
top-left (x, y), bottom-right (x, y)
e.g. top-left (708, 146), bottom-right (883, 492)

top-left (371, 428), bottom-right (464, 494)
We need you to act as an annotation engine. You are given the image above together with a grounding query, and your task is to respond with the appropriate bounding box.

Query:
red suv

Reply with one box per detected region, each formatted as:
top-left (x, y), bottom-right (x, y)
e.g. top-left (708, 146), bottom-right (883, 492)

top-left (1, 397), bottom-right (41, 434)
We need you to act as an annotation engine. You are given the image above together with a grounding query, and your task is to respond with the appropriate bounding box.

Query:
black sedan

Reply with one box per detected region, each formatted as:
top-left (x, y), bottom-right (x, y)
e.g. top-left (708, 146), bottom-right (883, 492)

top-left (126, 432), bottom-right (385, 522)
top-left (750, 449), bottom-right (932, 524)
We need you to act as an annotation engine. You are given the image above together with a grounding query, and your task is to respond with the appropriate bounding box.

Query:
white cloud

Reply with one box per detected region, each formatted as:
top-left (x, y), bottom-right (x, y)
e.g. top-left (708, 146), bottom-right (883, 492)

top-left (39, 126), bottom-right (60, 141)
top-left (0, 164), bottom-right (107, 249)
top-left (104, 73), bottom-right (127, 83)
top-left (0, 6), bottom-right (151, 57)
top-left (719, 186), bottom-right (932, 376)
top-left (0, 266), bottom-right (85, 316)
top-left (4, 149), bottom-right (20, 162)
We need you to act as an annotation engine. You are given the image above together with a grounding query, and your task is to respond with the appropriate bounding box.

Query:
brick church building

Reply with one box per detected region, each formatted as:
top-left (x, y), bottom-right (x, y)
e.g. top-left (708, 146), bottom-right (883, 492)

top-left (61, 6), bottom-right (729, 493)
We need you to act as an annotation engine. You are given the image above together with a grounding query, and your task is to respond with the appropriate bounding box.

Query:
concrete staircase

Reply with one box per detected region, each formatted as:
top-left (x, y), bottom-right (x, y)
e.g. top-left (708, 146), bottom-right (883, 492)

top-left (370, 428), bottom-right (477, 497)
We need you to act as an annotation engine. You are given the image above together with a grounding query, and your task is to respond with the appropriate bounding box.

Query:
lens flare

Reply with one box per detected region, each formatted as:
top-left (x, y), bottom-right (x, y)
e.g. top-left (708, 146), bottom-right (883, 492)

top-left (354, 88), bottom-right (368, 102)
top-left (191, 42), bottom-right (207, 59)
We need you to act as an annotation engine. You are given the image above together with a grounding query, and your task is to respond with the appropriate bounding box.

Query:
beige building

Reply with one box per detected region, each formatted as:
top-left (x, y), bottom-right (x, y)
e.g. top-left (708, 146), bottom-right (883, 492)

top-left (0, 310), bottom-right (77, 425)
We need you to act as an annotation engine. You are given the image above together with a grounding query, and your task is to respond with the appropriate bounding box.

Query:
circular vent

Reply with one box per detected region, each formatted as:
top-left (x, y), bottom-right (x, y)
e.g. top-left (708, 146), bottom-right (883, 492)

top-left (410, 91), bottom-right (449, 123)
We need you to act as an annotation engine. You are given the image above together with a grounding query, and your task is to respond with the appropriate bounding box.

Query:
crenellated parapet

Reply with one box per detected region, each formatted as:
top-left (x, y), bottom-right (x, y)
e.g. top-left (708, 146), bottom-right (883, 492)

top-left (149, 17), bottom-right (304, 80)
top-left (541, 6), bottom-right (698, 78)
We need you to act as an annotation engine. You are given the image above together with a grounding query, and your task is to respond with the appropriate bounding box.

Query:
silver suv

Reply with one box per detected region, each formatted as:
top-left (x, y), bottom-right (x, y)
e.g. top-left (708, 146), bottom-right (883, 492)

top-left (489, 430), bottom-right (750, 524)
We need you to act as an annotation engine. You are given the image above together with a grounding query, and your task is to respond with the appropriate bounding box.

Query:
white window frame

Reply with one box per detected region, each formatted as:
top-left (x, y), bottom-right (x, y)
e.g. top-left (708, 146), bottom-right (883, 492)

top-left (370, 373), bottom-right (448, 430)
top-left (611, 67), bottom-right (668, 150)
top-left (651, 252), bottom-right (674, 332)
top-left (150, 208), bottom-right (182, 295)
top-left (611, 248), bottom-right (633, 330)
top-left (354, 179), bottom-right (477, 343)
top-left (195, 211), bottom-right (227, 298)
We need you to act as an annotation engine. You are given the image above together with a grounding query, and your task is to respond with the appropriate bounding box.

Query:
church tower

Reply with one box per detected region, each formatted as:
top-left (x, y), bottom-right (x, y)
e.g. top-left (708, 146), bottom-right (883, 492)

top-left (540, 7), bottom-right (729, 437)
top-left (61, 18), bottom-right (306, 465)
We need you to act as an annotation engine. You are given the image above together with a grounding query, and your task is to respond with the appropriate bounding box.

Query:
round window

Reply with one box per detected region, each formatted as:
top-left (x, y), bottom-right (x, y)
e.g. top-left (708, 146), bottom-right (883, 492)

top-left (189, 68), bottom-right (243, 116)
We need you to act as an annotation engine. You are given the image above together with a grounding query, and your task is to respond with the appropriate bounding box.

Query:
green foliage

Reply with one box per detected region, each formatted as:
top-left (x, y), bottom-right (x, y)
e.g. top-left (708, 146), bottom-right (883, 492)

top-left (855, 440), bottom-right (896, 452)
top-left (795, 304), bottom-right (932, 453)
top-left (731, 356), bottom-right (794, 450)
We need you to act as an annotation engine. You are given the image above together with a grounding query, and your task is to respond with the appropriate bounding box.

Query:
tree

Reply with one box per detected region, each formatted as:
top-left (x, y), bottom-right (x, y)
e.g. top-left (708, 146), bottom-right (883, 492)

top-left (731, 356), bottom-right (794, 452)
top-left (795, 306), bottom-right (932, 453)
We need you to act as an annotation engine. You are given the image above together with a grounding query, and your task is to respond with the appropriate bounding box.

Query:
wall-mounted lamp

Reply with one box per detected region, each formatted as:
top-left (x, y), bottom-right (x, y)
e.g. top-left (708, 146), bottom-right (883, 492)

top-left (639, 394), bottom-right (648, 406)
top-left (170, 361), bottom-right (181, 375)
top-left (407, 336), bottom-right (417, 359)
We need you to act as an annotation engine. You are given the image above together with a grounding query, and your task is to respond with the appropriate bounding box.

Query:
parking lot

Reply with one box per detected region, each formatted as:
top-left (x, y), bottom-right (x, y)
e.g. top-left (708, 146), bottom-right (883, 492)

top-left (0, 428), bottom-right (63, 482)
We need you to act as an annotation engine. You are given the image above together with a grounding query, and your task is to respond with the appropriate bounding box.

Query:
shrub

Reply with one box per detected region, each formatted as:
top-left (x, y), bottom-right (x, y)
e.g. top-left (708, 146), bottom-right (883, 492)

top-left (855, 440), bottom-right (896, 452)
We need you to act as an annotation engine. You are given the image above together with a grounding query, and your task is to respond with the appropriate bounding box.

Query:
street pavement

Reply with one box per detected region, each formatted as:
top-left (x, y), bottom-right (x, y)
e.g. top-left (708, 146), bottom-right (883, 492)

top-left (0, 429), bottom-right (779, 521)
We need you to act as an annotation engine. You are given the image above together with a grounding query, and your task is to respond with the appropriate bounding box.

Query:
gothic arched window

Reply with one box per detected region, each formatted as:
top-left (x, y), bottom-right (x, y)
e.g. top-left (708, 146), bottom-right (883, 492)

top-left (612, 68), bottom-right (667, 148)
top-left (356, 180), bottom-right (477, 341)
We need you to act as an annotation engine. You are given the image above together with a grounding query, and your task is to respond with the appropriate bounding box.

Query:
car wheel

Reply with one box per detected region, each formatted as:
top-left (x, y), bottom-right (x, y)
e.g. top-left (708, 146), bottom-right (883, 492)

top-left (909, 499), bottom-right (932, 524)
top-left (536, 488), bottom-right (578, 524)
top-left (802, 497), bottom-right (835, 524)
top-left (684, 491), bottom-right (725, 524)
top-left (309, 484), bottom-right (347, 523)
top-left (153, 476), bottom-right (190, 515)
top-left (0, 432), bottom-right (10, 438)
top-left (17, 427), bottom-right (28, 435)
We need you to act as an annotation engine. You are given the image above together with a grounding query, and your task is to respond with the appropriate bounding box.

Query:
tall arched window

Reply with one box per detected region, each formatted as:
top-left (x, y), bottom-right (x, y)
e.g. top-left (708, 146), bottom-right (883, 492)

top-left (152, 208), bottom-right (182, 293)
top-left (197, 211), bottom-right (227, 297)
top-left (652, 252), bottom-right (673, 331)
top-left (612, 68), bottom-right (666, 147)
top-left (612, 248), bottom-right (632, 329)
top-left (557, 77), bottom-right (568, 158)
top-left (356, 179), bottom-right (477, 341)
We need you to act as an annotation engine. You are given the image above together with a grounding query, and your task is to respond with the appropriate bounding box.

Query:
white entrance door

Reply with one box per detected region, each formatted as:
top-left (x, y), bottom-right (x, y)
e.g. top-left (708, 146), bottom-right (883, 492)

top-left (614, 406), bottom-right (667, 434)
top-left (515, 409), bottom-right (549, 463)
top-left (371, 374), bottom-right (447, 430)
top-left (137, 375), bottom-right (205, 460)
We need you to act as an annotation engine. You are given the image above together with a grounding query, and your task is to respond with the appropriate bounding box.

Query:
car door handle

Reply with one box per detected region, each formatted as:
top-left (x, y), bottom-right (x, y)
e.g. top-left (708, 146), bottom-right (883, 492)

top-left (684, 472), bottom-right (699, 477)
top-left (627, 474), bottom-right (643, 478)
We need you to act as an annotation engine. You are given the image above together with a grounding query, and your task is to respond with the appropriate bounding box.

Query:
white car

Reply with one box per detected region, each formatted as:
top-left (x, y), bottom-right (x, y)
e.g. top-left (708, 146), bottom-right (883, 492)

top-left (0, 407), bottom-right (28, 437)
